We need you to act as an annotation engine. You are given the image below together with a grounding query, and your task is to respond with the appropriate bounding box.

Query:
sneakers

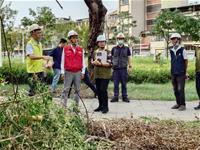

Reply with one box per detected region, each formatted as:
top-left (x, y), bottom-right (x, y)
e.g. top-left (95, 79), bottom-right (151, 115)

top-left (122, 97), bottom-right (130, 103)
top-left (178, 105), bottom-right (186, 111)
top-left (171, 104), bottom-right (186, 111)
top-left (110, 97), bottom-right (119, 102)
top-left (171, 104), bottom-right (180, 109)
top-left (194, 103), bottom-right (200, 110)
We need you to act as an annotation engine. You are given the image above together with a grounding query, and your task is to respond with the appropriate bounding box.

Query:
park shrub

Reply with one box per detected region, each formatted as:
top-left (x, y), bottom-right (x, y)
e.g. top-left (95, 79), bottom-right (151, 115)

top-left (0, 84), bottom-right (95, 149)
top-left (0, 57), bottom-right (196, 84)
top-left (0, 61), bottom-right (53, 84)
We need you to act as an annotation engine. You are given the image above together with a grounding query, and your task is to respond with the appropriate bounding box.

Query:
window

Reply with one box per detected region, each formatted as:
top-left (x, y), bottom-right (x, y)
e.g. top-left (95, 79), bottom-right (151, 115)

top-left (147, 4), bottom-right (161, 13)
top-left (120, 0), bottom-right (129, 5)
top-left (146, 19), bottom-right (155, 25)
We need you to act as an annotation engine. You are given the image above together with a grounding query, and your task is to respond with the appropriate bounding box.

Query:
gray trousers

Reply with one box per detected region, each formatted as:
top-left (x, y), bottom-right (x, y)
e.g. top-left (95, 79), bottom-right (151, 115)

top-left (62, 70), bottom-right (81, 106)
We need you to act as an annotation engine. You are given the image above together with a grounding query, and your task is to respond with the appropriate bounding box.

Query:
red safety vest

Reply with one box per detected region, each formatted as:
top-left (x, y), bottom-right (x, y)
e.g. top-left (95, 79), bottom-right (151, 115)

top-left (64, 45), bottom-right (83, 72)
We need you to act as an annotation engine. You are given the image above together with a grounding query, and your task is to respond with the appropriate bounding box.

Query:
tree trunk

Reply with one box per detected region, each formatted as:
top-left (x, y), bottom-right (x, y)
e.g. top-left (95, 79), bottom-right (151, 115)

top-left (84, 0), bottom-right (107, 72)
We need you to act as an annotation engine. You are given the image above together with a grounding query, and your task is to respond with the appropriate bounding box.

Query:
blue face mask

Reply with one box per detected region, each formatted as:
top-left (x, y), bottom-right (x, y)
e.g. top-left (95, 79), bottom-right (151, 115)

top-left (117, 39), bottom-right (124, 46)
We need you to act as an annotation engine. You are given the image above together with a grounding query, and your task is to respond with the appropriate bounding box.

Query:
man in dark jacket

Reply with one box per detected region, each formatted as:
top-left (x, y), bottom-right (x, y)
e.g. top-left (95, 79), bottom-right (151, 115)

top-left (110, 33), bottom-right (132, 103)
top-left (170, 33), bottom-right (188, 111)
top-left (49, 38), bottom-right (67, 93)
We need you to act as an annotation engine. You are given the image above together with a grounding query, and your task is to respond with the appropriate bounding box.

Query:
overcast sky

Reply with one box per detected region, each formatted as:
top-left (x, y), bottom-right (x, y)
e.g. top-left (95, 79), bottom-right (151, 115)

top-left (3, 0), bottom-right (118, 27)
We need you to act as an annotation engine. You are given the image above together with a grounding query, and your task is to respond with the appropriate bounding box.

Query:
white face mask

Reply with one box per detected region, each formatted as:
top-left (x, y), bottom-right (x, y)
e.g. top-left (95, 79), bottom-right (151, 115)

top-left (117, 39), bottom-right (124, 46)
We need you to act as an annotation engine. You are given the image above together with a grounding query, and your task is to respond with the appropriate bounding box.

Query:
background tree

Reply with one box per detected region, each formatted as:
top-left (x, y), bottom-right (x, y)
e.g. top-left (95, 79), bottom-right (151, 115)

top-left (0, 2), bottom-right (17, 54)
top-left (21, 7), bottom-right (56, 29)
top-left (21, 17), bottom-right (34, 27)
top-left (180, 15), bottom-right (200, 41)
top-left (76, 23), bottom-right (89, 50)
top-left (84, 0), bottom-right (107, 71)
top-left (109, 11), bottom-right (137, 46)
top-left (118, 11), bottom-right (136, 35)
top-left (153, 9), bottom-right (200, 58)
top-left (21, 6), bottom-right (56, 48)
top-left (153, 9), bottom-right (184, 58)
top-left (0, 2), bottom-right (17, 30)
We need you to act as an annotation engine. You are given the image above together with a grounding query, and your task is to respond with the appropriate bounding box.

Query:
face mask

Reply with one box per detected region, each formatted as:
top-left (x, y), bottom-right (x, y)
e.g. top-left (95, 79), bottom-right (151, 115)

top-left (117, 39), bottom-right (124, 46)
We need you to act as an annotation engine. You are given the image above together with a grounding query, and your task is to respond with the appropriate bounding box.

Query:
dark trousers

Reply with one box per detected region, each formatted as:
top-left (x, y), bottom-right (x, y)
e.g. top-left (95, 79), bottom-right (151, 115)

top-left (83, 68), bottom-right (97, 95)
top-left (28, 72), bottom-right (44, 95)
top-left (113, 69), bottom-right (128, 98)
top-left (171, 74), bottom-right (186, 106)
top-left (196, 72), bottom-right (200, 100)
top-left (95, 78), bottom-right (109, 109)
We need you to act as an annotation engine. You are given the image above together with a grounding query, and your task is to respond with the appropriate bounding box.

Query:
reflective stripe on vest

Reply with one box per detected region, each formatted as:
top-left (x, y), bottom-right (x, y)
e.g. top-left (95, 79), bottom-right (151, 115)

top-left (64, 45), bottom-right (83, 72)
top-left (26, 38), bottom-right (43, 73)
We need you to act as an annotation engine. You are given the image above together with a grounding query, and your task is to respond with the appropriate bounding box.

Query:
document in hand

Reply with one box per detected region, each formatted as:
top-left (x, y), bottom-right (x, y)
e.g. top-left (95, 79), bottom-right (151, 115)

top-left (96, 51), bottom-right (107, 64)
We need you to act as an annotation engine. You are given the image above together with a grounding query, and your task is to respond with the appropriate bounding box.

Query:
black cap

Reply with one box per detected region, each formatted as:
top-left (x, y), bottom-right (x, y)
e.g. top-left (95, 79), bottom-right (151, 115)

top-left (60, 38), bottom-right (67, 43)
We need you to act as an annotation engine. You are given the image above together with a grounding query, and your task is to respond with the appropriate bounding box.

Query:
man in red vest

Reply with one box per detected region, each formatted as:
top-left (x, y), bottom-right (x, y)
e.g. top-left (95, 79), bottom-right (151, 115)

top-left (61, 30), bottom-right (85, 106)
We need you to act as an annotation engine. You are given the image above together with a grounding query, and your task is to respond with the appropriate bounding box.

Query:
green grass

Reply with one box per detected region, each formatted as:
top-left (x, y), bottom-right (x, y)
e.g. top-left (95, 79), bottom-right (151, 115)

top-left (1, 81), bottom-right (198, 101)
top-left (115, 81), bottom-right (198, 101)
top-left (1, 56), bottom-right (198, 100)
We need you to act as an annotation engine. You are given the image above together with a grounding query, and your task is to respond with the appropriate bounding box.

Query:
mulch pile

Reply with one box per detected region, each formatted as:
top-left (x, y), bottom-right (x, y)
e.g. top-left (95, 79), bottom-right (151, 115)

top-left (88, 118), bottom-right (200, 150)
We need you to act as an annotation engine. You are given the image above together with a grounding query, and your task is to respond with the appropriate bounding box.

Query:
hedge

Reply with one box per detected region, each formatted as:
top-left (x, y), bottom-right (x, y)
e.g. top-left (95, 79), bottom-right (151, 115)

top-left (0, 57), bottom-right (196, 84)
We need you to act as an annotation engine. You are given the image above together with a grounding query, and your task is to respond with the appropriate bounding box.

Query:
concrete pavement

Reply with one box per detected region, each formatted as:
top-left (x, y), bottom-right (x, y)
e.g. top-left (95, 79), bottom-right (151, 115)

top-left (77, 99), bottom-right (200, 121)
top-left (2, 95), bottom-right (199, 121)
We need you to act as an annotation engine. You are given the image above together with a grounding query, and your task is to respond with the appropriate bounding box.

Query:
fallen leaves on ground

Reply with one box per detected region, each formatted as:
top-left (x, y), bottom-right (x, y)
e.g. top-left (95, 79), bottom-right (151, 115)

top-left (88, 118), bottom-right (200, 150)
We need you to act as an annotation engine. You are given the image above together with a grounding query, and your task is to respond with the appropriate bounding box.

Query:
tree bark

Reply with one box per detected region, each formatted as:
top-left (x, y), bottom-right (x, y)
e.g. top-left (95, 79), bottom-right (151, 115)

top-left (84, 0), bottom-right (107, 72)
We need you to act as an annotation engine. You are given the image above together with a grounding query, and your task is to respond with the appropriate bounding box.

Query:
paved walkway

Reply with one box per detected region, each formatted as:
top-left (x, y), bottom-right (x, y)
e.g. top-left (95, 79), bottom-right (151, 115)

top-left (77, 99), bottom-right (200, 121)
top-left (2, 95), bottom-right (200, 121)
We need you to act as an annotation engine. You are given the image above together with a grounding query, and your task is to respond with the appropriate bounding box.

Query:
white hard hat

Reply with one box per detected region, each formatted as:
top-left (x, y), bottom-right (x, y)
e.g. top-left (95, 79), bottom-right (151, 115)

top-left (29, 24), bottom-right (42, 33)
top-left (170, 33), bottom-right (181, 39)
top-left (116, 32), bottom-right (125, 39)
top-left (97, 34), bottom-right (106, 42)
top-left (68, 30), bottom-right (78, 38)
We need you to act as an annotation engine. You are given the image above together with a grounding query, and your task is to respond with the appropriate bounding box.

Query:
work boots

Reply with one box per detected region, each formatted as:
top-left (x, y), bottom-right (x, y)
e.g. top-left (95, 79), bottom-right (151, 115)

top-left (110, 96), bottom-right (119, 102)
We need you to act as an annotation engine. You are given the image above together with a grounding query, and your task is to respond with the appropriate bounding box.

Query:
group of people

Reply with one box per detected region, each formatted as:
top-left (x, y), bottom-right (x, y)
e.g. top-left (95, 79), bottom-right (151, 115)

top-left (25, 24), bottom-right (131, 114)
top-left (25, 23), bottom-right (200, 114)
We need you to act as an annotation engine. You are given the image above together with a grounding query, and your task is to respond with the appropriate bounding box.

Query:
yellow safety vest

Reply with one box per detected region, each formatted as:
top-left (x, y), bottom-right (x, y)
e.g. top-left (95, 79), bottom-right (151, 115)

top-left (26, 38), bottom-right (44, 73)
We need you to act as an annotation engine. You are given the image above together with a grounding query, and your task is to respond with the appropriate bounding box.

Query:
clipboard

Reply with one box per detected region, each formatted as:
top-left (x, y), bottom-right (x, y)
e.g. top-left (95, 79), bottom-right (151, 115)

top-left (96, 51), bottom-right (107, 64)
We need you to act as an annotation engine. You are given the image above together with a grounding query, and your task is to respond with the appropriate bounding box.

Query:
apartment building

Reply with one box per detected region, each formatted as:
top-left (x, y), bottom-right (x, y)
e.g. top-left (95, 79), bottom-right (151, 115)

top-left (105, 10), bottom-right (118, 40)
top-left (146, 0), bottom-right (161, 31)
top-left (118, 0), bottom-right (200, 35)
top-left (119, 0), bottom-right (145, 37)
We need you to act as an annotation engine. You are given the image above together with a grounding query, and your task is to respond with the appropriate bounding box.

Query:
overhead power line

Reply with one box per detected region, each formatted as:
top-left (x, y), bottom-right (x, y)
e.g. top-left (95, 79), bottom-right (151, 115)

top-left (56, 0), bottom-right (63, 10)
